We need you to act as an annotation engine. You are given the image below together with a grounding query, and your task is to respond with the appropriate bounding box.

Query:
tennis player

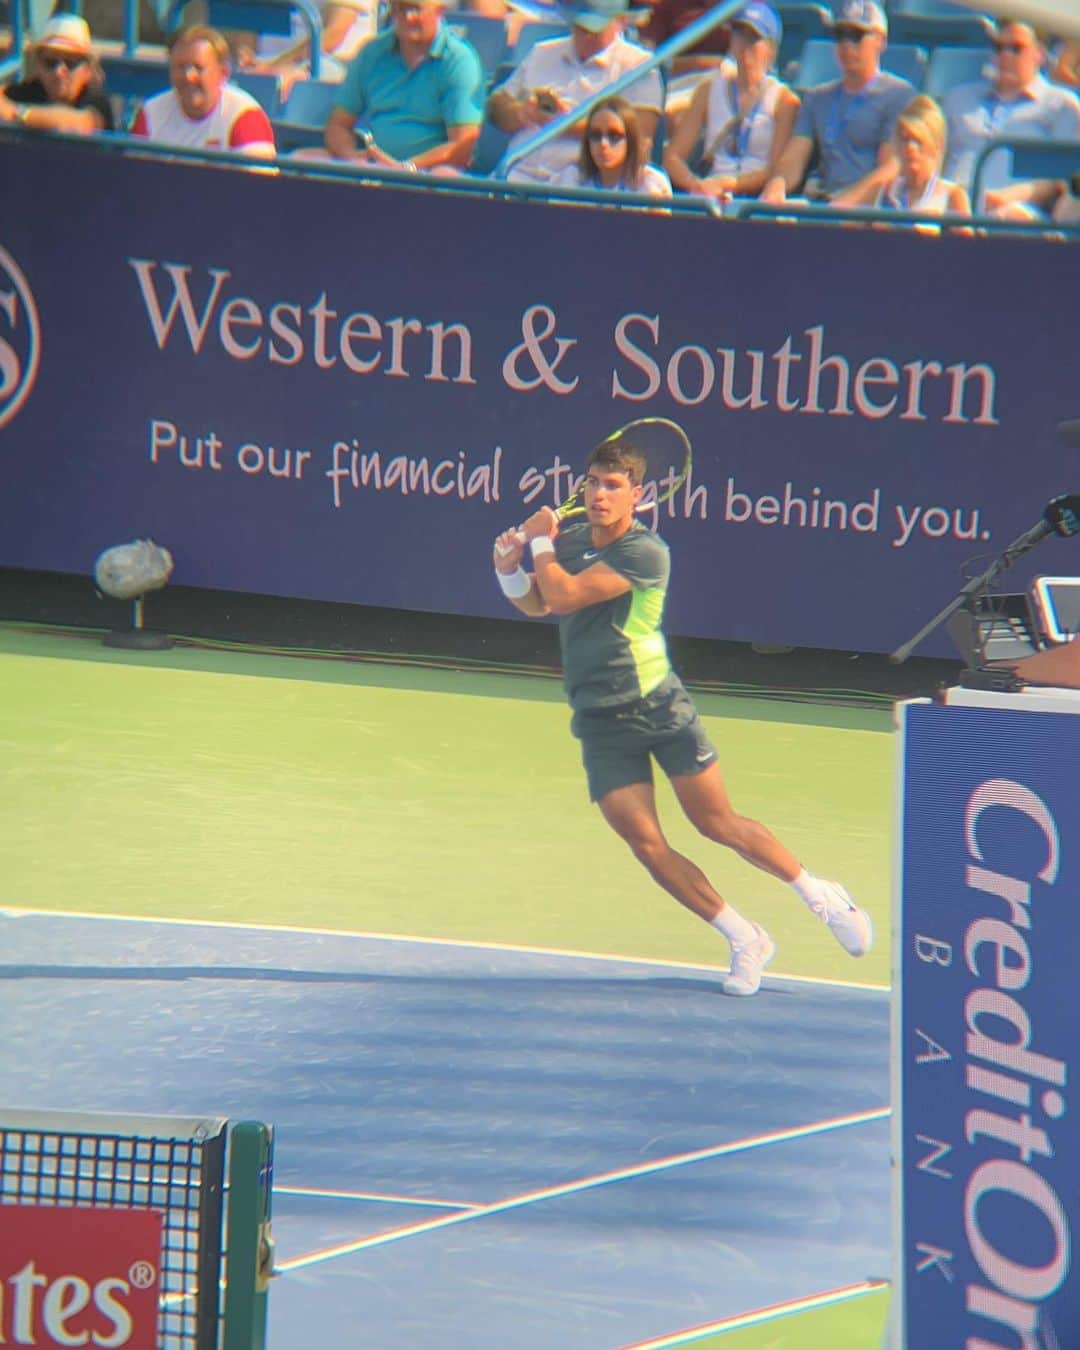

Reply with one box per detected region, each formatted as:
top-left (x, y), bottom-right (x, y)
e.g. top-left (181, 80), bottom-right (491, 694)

top-left (493, 437), bottom-right (872, 996)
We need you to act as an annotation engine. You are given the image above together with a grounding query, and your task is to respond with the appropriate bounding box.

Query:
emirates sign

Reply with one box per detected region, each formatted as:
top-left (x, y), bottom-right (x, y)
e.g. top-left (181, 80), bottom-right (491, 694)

top-left (0, 1206), bottom-right (163, 1348)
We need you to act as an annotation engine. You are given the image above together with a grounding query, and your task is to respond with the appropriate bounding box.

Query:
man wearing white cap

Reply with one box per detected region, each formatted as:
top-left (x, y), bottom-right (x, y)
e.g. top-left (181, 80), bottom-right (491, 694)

top-left (761, 0), bottom-right (913, 206)
top-left (488, 0), bottom-right (664, 183)
top-left (0, 14), bottom-right (114, 133)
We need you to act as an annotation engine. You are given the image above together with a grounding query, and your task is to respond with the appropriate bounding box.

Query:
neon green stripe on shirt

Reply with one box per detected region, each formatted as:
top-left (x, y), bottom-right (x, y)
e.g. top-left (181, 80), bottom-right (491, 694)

top-left (620, 585), bottom-right (669, 697)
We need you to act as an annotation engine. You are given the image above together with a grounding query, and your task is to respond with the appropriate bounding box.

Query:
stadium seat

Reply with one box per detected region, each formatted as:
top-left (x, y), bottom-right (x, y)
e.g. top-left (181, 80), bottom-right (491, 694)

top-left (235, 70), bottom-right (283, 117)
top-left (789, 37), bottom-right (838, 91)
top-left (281, 76), bottom-right (338, 126)
top-left (444, 11), bottom-right (508, 82)
top-left (791, 36), bottom-right (927, 91)
top-left (509, 19), bottom-right (569, 64)
top-left (471, 118), bottom-right (512, 175)
top-left (775, 3), bottom-right (834, 81)
top-left (208, 0), bottom-right (294, 34)
top-left (924, 43), bottom-right (990, 101)
top-left (100, 54), bottom-right (171, 102)
top-left (882, 40), bottom-right (928, 90)
top-left (99, 54), bottom-right (170, 127)
top-left (889, 9), bottom-right (994, 51)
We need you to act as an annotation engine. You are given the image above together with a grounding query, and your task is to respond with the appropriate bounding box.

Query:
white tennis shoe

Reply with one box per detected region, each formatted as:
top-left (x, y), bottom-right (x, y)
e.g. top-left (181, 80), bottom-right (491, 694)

top-left (721, 923), bottom-right (775, 997)
top-left (811, 881), bottom-right (873, 958)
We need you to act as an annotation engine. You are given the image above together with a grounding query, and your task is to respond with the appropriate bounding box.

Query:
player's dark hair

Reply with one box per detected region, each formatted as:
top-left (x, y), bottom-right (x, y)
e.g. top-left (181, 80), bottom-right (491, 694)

top-left (585, 439), bottom-right (647, 486)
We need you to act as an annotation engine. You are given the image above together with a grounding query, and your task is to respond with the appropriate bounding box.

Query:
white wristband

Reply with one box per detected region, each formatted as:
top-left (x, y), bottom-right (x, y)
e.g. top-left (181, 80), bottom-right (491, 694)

top-left (530, 536), bottom-right (555, 560)
top-left (497, 566), bottom-right (531, 598)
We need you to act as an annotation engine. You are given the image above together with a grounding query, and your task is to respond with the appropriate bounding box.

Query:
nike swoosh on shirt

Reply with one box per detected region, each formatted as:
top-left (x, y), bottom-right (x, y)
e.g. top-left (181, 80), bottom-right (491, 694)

top-left (583, 550), bottom-right (599, 559)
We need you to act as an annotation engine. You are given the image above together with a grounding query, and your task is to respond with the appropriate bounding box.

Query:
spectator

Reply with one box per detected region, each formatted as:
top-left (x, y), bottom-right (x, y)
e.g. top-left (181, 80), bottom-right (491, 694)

top-left (0, 15), bottom-right (114, 134)
top-left (943, 19), bottom-right (1080, 217)
top-left (487, 0), bottom-right (664, 184)
top-left (664, 2), bottom-right (797, 202)
top-left (555, 94), bottom-right (671, 194)
top-left (760, 0), bottom-right (913, 207)
top-left (132, 26), bottom-right (276, 157)
top-left (874, 94), bottom-right (970, 228)
top-left (239, 0), bottom-right (377, 94)
top-left (324, 0), bottom-right (484, 171)
top-left (638, 0), bottom-right (730, 129)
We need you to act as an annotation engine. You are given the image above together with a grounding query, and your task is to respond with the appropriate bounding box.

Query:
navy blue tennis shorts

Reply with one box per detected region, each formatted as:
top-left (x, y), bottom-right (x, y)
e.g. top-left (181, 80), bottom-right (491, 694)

top-left (569, 675), bottom-right (719, 803)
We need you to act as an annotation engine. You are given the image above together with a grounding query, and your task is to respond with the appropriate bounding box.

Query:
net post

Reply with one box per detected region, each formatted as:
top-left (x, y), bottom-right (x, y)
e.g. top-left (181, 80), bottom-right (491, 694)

top-left (221, 1120), bottom-right (275, 1350)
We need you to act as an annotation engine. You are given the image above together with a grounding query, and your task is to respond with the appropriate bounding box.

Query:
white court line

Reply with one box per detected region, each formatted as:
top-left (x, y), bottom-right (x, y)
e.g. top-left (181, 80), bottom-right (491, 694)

top-left (274, 1106), bottom-right (890, 1275)
top-left (618, 1278), bottom-right (891, 1348)
top-left (275, 1184), bottom-right (480, 1211)
top-left (0, 907), bottom-right (890, 993)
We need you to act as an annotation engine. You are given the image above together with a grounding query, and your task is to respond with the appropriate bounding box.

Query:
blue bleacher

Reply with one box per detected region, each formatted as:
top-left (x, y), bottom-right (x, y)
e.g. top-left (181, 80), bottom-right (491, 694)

top-left (208, 0), bottom-right (294, 33)
top-left (471, 117), bottom-right (511, 174)
top-left (272, 76), bottom-right (338, 150)
top-left (234, 69), bottom-right (283, 117)
top-left (281, 76), bottom-right (337, 125)
top-left (791, 36), bottom-right (927, 92)
top-left (923, 43), bottom-right (989, 101)
top-left (885, 8), bottom-right (993, 51)
top-left (775, 3), bottom-right (834, 81)
top-left (508, 18), bottom-right (569, 65)
top-left (100, 54), bottom-right (171, 103)
top-left (444, 10), bottom-right (508, 82)
top-left (99, 53), bottom-right (170, 127)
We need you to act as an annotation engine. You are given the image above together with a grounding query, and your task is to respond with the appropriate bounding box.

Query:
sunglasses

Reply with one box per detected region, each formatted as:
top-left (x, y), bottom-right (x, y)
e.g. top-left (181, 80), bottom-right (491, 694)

top-left (833, 27), bottom-right (868, 44)
top-left (588, 128), bottom-right (626, 144)
top-left (991, 40), bottom-right (1028, 55)
top-left (40, 51), bottom-right (88, 71)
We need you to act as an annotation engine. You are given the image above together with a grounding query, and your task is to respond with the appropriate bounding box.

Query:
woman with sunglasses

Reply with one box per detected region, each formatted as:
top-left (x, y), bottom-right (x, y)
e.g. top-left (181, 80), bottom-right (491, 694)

top-left (555, 96), bottom-right (671, 199)
top-left (0, 15), bottom-right (114, 133)
top-left (664, 1), bottom-right (798, 203)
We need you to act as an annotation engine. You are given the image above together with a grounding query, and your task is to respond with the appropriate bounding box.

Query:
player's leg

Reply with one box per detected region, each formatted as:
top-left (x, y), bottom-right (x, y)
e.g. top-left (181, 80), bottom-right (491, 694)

top-left (670, 762), bottom-right (872, 958)
top-left (597, 779), bottom-right (730, 920)
top-left (596, 780), bottom-right (775, 996)
top-left (669, 762), bottom-right (800, 881)
top-left (650, 691), bottom-right (874, 960)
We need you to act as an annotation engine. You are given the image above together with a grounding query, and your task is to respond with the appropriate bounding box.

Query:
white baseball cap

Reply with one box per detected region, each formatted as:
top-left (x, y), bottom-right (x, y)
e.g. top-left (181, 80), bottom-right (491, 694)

top-left (34, 13), bottom-right (93, 55)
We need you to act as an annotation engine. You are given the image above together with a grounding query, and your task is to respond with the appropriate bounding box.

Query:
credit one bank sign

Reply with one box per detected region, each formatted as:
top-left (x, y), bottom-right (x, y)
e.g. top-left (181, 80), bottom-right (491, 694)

top-left (897, 697), bottom-right (1078, 1349)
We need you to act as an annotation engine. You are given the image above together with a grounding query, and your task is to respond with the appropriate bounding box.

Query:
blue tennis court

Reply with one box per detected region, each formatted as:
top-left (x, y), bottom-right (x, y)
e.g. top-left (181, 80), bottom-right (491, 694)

top-left (2, 909), bottom-right (890, 1347)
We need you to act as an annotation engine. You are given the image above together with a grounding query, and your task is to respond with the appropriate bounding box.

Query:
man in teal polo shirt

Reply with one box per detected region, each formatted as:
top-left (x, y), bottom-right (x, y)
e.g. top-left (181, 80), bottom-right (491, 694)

top-left (324, 0), bottom-right (484, 170)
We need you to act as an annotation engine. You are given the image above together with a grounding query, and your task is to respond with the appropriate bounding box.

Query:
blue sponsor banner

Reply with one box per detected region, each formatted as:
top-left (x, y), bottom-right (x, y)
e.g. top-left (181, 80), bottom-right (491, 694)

top-left (898, 697), bottom-right (1079, 1347)
top-left (1, 133), bottom-right (1078, 653)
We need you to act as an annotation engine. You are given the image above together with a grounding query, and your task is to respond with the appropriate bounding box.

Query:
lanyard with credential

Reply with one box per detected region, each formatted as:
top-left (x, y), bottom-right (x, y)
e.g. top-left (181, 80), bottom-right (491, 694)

top-left (726, 77), bottom-right (766, 166)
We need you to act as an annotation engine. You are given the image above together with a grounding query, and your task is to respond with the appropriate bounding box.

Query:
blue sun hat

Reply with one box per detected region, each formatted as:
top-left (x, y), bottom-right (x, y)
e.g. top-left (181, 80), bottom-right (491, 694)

top-left (734, 2), bottom-right (782, 45)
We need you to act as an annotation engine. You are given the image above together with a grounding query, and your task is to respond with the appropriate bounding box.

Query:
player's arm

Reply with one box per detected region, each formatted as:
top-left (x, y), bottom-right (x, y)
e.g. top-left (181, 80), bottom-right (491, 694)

top-left (522, 509), bottom-right (632, 616)
top-left (493, 529), bottom-right (548, 616)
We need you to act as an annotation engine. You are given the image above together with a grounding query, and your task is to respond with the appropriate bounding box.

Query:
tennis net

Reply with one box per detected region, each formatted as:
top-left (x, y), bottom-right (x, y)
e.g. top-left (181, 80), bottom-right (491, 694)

top-left (0, 1108), bottom-right (271, 1350)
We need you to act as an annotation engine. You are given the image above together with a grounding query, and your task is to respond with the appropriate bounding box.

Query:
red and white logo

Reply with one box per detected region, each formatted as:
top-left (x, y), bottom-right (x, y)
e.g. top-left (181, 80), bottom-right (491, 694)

top-left (0, 1206), bottom-right (163, 1348)
top-left (0, 244), bottom-right (41, 432)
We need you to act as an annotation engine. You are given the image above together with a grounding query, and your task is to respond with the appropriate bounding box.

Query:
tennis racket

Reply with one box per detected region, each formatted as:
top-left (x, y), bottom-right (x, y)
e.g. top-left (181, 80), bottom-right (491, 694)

top-left (496, 417), bottom-right (692, 557)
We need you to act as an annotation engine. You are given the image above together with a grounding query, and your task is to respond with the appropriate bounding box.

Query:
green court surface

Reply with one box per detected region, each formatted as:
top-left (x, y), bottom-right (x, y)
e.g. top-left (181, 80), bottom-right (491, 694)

top-left (0, 623), bottom-right (895, 1346)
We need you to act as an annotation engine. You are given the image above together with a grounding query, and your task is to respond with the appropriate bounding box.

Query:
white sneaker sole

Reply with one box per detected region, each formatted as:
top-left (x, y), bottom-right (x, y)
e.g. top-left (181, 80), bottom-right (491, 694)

top-left (822, 885), bottom-right (873, 958)
top-left (721, 925), bottom-right (776, 997)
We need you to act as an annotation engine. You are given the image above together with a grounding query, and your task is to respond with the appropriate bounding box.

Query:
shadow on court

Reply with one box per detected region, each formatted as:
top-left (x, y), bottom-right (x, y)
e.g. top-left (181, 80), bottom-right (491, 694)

top-left (1, 912), bottom-right (890, 1349)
